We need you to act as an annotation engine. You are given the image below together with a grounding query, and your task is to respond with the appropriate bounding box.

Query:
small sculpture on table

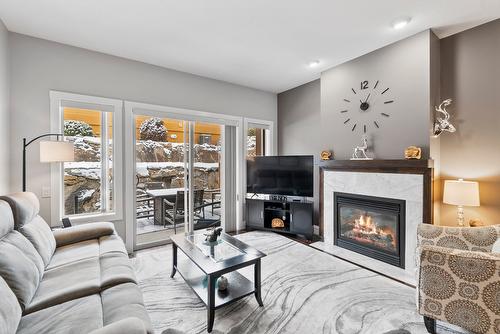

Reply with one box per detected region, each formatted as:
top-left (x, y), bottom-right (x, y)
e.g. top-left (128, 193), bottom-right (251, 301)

top-left (204, 227), bottom-right (223, 243)
top-left (404, 146), bottom-right (422, 160)
top-left (320, 150), bottom-right (332, 160)
top-left (351, 135), bottom-right (373, 160)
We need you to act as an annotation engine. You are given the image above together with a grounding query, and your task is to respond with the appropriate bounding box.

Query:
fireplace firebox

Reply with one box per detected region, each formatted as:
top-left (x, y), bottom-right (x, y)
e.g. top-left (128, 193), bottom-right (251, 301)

top-left (334, 192), bottom-right (405, 268)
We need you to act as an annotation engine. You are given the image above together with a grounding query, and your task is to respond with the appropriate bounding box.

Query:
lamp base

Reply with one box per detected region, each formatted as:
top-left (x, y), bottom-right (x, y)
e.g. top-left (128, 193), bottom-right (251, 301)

top-left (457, 205), bottom-right (466, 227)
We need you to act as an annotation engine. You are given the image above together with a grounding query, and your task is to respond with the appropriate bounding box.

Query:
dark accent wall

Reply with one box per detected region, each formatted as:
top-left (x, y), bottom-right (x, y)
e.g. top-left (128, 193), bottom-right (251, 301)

top-left (278, 79), bottom-right (321, 224)
top-left (321, 30), bottom-right (435, 160)
top-left (278, 31), bottom-right (438, 226)
top-left (439, 19), bottom-right (500, 226)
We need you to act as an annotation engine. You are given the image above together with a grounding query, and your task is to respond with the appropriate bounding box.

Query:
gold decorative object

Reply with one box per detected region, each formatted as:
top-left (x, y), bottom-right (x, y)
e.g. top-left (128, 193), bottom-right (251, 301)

top-left (404, 146), bottom-right (422, 160)
top-left (271, 218), bottom-right (285, 228)
top-left (469, 219), bottom-right (485, 227)
top-left (321, 150), bottom-right (332, 160)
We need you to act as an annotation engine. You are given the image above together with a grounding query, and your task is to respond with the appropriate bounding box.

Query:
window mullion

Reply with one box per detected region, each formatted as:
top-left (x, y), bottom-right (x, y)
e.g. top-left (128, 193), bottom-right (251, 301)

top-left (100, 111), bottom-right (108, 213)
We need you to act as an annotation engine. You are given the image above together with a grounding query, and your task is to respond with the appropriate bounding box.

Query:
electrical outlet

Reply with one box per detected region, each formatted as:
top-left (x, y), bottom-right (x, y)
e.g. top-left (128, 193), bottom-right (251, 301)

top-left (41, 186), bottom-right (51, 198)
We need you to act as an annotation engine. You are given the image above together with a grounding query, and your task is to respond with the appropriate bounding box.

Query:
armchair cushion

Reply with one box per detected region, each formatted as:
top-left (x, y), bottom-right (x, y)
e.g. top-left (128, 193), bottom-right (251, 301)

top-left (417, 224), bottom-right (500, 252)
top-left (53, 222), bottom-right (115, 248)
top-left (418, 244), bottom-right (500, 334)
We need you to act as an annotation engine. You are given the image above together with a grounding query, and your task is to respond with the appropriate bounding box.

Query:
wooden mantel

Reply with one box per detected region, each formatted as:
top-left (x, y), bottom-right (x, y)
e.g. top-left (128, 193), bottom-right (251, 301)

top-left (319, 159), bottom-right (434, 237)
top-left (319, 159), bottom-right (433, 170)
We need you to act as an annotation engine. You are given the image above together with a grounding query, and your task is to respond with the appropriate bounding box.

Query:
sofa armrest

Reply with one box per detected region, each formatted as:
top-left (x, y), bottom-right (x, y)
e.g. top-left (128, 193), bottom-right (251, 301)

top-left (87, 317), bottom-right (148, 334)
top-left (53, 222), bottom-right (115, 247)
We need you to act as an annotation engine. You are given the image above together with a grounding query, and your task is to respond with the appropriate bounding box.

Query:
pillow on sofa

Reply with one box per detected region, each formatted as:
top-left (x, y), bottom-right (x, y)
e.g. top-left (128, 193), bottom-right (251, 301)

top-left (0, 276), bottom-right (21, 334)
top-left (1, 192), bottom-right (56, 267)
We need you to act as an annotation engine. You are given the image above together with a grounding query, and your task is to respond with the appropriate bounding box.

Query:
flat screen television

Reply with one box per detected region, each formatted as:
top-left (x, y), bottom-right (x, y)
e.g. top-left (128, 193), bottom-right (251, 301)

top-left (247, 155), bottom-right (313, 197)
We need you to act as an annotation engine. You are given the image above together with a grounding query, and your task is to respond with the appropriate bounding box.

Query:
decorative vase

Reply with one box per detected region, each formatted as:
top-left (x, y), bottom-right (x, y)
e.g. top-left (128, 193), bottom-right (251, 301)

top-left (217, 276), bottom-right (229, 291)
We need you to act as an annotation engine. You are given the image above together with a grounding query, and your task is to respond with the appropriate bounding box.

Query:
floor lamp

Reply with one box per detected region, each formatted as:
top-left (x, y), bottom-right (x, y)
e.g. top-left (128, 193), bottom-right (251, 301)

top-left (23, 133), bottom-right (75, 192)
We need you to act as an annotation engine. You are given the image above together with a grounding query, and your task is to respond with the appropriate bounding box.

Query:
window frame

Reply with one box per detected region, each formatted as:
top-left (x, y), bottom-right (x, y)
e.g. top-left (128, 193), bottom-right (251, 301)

top-left (49, 91), bottom-right (123, 226)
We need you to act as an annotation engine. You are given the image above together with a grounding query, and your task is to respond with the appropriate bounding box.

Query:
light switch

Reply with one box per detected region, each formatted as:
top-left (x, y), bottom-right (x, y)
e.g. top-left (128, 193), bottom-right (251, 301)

top-left (41, 186), bottom-right (51, 198)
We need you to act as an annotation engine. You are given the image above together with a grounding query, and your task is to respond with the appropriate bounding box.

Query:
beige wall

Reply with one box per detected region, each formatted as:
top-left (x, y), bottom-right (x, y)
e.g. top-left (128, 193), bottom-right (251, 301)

top-left (0, 19), bottom-right (9, 194)
top-left (439, 19), bottom-right (500, 226)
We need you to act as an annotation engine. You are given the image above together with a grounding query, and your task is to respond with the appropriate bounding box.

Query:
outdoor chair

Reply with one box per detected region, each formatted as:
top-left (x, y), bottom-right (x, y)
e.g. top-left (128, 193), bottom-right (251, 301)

top-left (164, 189), bottom-right (205, 233)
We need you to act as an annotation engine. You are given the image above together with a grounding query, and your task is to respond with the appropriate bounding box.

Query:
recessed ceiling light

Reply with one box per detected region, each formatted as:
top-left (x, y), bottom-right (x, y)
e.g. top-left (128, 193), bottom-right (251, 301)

top-left (308, 60), bottom-right (320, 68)
top-left (392, 17), bottom-right (411, 30)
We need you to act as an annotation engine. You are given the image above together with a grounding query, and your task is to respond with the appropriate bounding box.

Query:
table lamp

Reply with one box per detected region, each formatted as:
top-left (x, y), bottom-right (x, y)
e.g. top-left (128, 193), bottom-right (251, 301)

top-left (443, 179), bottom-right (480, 226)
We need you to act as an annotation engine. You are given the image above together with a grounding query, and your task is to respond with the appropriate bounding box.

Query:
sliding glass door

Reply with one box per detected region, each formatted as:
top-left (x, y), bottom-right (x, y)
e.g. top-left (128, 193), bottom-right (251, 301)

top-left (125, 103), bottom-right (237, 250)
top-left (134, 115), bottom-right (189, 246)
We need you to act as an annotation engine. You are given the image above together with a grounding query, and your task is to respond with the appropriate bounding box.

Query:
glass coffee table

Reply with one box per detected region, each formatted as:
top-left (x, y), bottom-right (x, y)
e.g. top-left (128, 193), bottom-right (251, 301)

top-left (170, 231), bottom-right (266, 333)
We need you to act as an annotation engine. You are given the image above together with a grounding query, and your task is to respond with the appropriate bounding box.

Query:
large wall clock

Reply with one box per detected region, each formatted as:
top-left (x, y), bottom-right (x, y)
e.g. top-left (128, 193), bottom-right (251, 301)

top-left (340, 80), bottom-right (394, 133)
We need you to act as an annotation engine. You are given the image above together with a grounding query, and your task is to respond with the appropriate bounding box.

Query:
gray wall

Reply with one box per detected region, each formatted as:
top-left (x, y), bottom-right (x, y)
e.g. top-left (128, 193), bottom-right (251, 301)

top-left (439, 19), bottom-right (500, 226)
top-left (0, 20), bottom-right (9, 194)
top-left (321, 30), bottom-right (434, 160)
top-left (278, 31), bottom-right (437, 226)
top-left (9, 33), bottom-right (277, 237)
top-left (278, 79), bottom-right (321, 223)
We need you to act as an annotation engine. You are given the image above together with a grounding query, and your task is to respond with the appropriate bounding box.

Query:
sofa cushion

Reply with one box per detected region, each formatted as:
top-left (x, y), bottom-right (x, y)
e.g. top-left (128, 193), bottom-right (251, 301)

top-left (17, 294), bottom-right (103, 334)
top-left (1, 192), bottom-right (56, 267)
top-left (99, 234), bottom-right (128, 255)
top-left (100, 253), bottom-right (137, 289)
top-left (24, 257), bottom-right (101, 315)
top-left (0, 200), bottom-right (14, 238)
top-left (88, 317), bottom-right (148, 334)
top-left (0, 231), bottom-right (43, 311)
top-left (21, 216), bottom-right (57, 266)
top-left (0, 276), bottom-right (21, 334)
top-left (3, 231), bottom-right (45, 278)
top-left (47, 239), bottom-right (99, 270)
top-left (101, 283), bottom-right (153, 334)
top-left (0, 192), bottom-right (39, 227)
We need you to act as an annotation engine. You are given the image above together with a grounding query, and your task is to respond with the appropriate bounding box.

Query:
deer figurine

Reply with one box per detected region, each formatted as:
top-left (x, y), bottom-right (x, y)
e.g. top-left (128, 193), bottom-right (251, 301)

top-left (433, 99), bottom-right (456, 137)
top-left (351, 135), bottom-right (372, 160)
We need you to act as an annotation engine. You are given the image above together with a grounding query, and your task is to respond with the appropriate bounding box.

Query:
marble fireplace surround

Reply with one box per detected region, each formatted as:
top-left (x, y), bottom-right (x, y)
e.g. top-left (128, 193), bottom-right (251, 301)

top-left (311, 160), bottom-right (433, 285)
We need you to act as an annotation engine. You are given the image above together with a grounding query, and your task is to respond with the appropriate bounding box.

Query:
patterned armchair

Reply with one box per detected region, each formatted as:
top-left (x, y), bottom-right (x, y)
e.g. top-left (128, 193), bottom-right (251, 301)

top-left (416, 224), bottom-right (500, 334)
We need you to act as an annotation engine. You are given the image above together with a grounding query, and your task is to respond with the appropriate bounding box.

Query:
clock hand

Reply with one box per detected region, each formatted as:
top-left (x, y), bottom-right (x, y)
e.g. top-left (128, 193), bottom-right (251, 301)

top-left (364, 93), bottom-right (371, 103)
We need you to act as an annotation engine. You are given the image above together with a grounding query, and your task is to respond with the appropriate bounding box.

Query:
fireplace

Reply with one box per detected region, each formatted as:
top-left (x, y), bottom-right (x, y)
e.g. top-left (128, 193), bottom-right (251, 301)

top-left (334, 192), bottom-right (405, 268)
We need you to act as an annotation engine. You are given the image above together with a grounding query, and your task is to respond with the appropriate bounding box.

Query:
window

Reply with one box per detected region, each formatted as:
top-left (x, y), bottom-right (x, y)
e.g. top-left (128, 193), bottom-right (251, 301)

top-left (63, 108), bottom-right (113, 215)
top-left (246, 122), bottom-right (272, 159)
top-left (50, 92), bottom-right (123, 225)
top-left (199, 133), bottom-right (212, 145)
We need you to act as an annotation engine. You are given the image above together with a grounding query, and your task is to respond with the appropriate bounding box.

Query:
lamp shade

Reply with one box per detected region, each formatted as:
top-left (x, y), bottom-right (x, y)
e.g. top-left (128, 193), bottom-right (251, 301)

top-left (443, 179), bottom-right (480, 206)
top-left (39, 141), bottom-right (74, 162)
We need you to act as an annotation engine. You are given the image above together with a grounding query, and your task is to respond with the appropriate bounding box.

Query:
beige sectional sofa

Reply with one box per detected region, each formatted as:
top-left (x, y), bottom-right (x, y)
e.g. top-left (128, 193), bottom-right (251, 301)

top-left (0, 192), bottom-right (152, 334)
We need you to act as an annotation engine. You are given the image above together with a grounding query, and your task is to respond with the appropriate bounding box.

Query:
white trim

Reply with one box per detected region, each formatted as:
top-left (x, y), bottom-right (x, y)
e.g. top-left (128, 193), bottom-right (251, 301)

top-left (124, 101), bottom-right (243, 252)
top-left (49, 91), bottom-right (123, 226)
top-left (241, 118), bottom-right (275, 230)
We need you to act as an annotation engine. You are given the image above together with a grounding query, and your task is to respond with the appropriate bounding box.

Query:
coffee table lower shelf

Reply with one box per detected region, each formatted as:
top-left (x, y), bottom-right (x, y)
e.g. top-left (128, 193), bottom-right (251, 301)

top-left (174, 260), bottom-right (255, 309)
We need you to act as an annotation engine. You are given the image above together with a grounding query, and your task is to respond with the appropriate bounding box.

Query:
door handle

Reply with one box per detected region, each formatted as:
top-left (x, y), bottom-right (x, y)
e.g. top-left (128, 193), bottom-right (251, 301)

top-left (290, 213), bottom-right (293, 222)
top-left (260, 211), bottom-right (263, 219)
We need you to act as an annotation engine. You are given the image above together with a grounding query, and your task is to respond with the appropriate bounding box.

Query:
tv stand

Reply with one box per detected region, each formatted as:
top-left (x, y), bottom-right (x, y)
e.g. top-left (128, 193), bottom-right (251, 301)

top-left (246, 197), bottom-right (313, 240)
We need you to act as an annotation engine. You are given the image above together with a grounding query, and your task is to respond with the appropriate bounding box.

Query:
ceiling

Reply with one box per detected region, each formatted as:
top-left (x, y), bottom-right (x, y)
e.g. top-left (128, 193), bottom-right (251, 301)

top-left (1, 0), bottom-right (499, 93)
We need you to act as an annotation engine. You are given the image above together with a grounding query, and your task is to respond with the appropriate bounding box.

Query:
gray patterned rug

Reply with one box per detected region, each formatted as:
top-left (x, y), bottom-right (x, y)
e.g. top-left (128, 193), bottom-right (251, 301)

top-left (132, 231), bottom-right (467, 334)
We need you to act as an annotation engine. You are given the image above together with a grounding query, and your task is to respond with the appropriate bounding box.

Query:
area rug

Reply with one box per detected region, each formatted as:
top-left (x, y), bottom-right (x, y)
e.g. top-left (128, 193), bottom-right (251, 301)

top-left (132, 231), bottom-right (467, 334)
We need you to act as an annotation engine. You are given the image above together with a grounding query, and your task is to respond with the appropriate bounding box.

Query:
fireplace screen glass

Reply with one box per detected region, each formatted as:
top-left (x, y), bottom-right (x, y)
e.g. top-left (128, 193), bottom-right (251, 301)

top-left (338, 206), bottom-right (398, 255)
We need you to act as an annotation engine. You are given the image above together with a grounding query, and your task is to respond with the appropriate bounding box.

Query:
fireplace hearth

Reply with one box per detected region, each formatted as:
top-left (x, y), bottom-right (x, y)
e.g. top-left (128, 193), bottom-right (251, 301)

top-left (334, 192), bottom-right (405, 268)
